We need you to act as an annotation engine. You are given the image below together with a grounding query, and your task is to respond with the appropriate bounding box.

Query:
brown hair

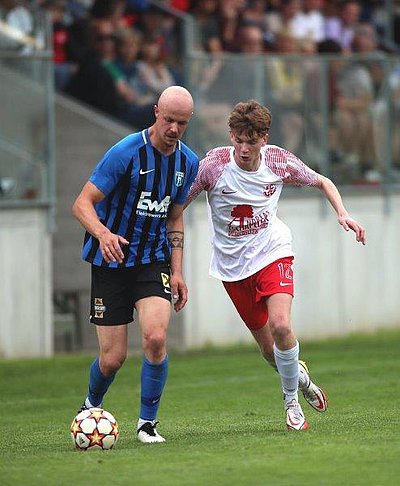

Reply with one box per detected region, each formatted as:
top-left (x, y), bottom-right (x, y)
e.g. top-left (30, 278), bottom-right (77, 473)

top-left (228, 100), bottom-right (272, 138)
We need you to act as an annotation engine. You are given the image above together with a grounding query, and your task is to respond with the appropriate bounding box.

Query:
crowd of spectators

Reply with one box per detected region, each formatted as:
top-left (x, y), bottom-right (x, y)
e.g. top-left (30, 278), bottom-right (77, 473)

top-left (1, 0), bottom-right (400, 183)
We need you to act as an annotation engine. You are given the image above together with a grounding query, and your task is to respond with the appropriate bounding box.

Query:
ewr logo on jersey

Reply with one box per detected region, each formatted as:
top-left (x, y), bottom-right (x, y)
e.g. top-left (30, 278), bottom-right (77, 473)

top-left (136, 192), bottom-right (171, 218)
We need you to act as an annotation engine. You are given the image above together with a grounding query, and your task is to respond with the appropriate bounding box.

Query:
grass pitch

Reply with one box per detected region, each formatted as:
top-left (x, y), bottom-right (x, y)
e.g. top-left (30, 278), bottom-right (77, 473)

top-left (1, 330), bottom-right (399, 486)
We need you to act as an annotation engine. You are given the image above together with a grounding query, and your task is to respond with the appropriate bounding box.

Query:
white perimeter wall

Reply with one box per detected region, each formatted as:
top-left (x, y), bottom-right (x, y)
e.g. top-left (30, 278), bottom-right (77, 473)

top-left (0, 208), bottom-right (52, 358)
top-left (0, 193), bottom-right (399, 357)
top-left (182, 192), bottom-right (400, 347)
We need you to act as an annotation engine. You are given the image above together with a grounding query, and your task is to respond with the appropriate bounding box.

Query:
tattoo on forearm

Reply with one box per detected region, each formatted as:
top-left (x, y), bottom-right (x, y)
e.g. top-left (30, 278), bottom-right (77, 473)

top-left (167, 230), bottom-right (184, 249)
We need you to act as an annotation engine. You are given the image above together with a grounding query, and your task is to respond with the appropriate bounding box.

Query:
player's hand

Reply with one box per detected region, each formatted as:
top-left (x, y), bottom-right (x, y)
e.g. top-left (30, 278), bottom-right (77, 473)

top-left (338, 216), bottom-right (366, 245)
top-left (99, 232), bottom-right (129, 263)
top-left (170, 273), bottom-right (188, 312)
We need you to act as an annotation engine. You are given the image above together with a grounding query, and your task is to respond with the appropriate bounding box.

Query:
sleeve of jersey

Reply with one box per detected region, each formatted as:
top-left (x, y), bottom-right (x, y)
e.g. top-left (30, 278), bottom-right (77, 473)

top-left (268, 146), bottom-right (319, 186)
top-left (89, 141), bottom-right (132, 196)
top-left (184, 148), bottom-right (226, 206)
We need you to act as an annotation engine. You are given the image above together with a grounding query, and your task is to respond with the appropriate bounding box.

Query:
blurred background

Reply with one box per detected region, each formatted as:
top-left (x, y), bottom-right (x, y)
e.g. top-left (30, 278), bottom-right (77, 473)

top-left (0, 0), bottom-right (399, 358)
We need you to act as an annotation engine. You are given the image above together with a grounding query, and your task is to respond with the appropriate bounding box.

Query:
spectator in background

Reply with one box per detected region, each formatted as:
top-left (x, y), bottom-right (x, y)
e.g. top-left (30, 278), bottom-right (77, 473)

top-left (356, 0), bottom-right (397, 51)
top-left (330, 49), bottom-right (376, 181)
top-left (65, 0), bottom-right (127, 64)
top-left (135, 5), bottom-right (182, 71)
top-left (192, 22), bottom-right (269, 154)
top-left (94, 20), bottom-right (136, 105)
top-left (303, 39), bottom-right (348, 176)
top-left (41, 0), bottom-right (78, 91)
top-left (114, 28), bottom-right (159, 127)
top-left (351, 22), bottom-right (385, 97)
top-left (291, 0), bottom-right (325, 43)
top-left (113, 26), bottom-right (149, 101)
top-left (190, 0), bottom-right (222, 53)
top-left (189, 0), bottom-right (224, 121)
top-left (241, 0), bottom-right (267, 26)
top-left (240, 0), bottom-right (275, 49)
top-left (324, 0), bottom-right (361, 52)
top-left (65, 18), bottom-right (154, 129)
top-left (268, 29), bottom-right (306, 154)
top-left (218, 0), bottom-right (247, 51)
top-left (352, 22), bottom-right (396, 182)
top-left (234, 21), bottom-right (267, 54)
top-left (136, 36), bottom-right (177, 104)
top-left (65, 18), bottom-right (124, 117)
top-left (135, 6), bottom-right (168, 52)
top-left (0, 0), bottom-right (32, 34)
top-left (99, 22), bottom-right (155, 128)
top-left (90, 0), bottom-right (127, 29)
top-left (352, 21), bottom-right (383, 55)
top-left (264, 0), bottom-right (302, 44)
top-left (0, 0), bottom-right (34, 51)
top-left (208, 22), bottom-right (269, 103)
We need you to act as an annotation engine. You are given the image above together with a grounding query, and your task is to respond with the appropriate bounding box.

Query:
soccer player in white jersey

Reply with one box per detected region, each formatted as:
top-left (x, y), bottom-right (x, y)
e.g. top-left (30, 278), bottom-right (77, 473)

top-left (185, 100), bottom-right (366, 431)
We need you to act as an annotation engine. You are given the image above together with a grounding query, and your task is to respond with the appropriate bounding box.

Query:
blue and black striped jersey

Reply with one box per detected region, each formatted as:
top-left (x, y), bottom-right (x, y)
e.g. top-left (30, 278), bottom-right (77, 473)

top-left (81, 129), bottom-right (199, 267)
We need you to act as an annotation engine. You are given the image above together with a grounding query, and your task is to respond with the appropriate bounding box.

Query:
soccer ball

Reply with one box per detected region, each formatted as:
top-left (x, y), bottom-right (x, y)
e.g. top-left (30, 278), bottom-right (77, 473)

top-left (70, 407), bottom-right (119, 450)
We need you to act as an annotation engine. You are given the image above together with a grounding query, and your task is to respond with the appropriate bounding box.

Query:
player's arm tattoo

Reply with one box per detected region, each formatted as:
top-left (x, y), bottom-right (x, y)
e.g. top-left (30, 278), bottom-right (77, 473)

top-left (167, 230), bottom-right (184, 249)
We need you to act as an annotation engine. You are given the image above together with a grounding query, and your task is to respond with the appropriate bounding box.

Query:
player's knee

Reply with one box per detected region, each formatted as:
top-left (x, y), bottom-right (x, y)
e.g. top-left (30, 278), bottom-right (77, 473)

top-left (143, 331), bottom-right (166, 358)
top-left (101, 353), bottom-right (126, 375)
top-left (269, 315), bottom-right (291, 342)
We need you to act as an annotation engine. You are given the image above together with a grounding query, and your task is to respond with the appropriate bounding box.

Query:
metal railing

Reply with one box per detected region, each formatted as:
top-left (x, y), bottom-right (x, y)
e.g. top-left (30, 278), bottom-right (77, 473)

top-left (1, 4), bottom-right (400, 212)
top-left (0, 8), bottom-right (55, 221)
top-left (184, 52), bottom-right (400, 191)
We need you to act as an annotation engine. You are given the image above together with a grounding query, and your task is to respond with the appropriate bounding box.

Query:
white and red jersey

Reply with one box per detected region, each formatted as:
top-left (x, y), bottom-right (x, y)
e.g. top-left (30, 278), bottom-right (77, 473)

top-left (186, 145), bottom-right (320, 281)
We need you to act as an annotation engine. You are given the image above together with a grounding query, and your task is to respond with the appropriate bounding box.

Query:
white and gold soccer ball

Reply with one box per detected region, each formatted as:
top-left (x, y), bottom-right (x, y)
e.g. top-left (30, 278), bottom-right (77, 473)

top-left (70, 407), bottom-right (119, 450)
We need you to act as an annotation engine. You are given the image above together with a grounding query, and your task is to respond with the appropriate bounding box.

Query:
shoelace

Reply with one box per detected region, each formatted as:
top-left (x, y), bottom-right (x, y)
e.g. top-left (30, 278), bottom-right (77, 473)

top-left (287, 402), bottom-right (304, 420)
top-left (302, 385), bottom-right (317, 401)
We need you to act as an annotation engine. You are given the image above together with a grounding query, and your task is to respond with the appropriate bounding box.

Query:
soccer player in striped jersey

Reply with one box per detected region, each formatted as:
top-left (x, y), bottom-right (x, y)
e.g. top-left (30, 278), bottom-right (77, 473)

top-left (185, 100), bottom-right (366, 431)
top-left (72, 86), bottom-right (199, 443)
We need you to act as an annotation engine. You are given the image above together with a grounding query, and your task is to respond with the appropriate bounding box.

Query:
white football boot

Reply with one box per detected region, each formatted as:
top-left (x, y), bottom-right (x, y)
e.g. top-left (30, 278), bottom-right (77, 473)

top-left (137, 421), bottom-right (166, 444)
top-left (298, 360), bottom-right (328, 412)
top-left (286, 399), bottom-right (309, 431)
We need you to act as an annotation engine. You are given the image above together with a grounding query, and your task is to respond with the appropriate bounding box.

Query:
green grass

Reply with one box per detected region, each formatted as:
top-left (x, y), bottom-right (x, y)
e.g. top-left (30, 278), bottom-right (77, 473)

top-left (1, 330), bottom-right (399, 486)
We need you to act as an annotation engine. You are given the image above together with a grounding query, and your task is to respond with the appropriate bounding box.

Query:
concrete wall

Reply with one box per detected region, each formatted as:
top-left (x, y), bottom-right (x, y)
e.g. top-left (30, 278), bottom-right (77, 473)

top-left (182, 192), bottom-right (400, 347)
top-left (0, 61), bottom-right (53, 358)
top-left (0, 208), bottom-right (52, 358)
top-left (53, 94), bottom-right (131, 293)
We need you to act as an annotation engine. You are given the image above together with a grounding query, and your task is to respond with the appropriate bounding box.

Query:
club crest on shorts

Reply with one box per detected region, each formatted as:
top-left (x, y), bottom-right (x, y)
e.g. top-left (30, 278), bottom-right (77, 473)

top-left (94, 297), bottom-right (106, 318)
top-left (161, 273), bottom-right (171, 294)
top-left (175, 171), bottom-right (184, 187)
